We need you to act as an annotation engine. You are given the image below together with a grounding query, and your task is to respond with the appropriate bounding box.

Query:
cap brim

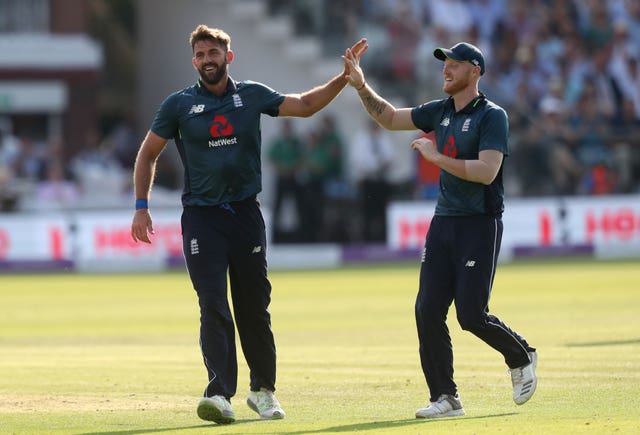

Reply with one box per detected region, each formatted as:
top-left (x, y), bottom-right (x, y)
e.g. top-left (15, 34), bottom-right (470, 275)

top-left (433, 48), bottom-right (464, 62)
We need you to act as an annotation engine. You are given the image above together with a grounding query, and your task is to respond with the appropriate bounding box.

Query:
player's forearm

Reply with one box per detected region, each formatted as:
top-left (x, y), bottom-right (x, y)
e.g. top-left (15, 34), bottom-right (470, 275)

top-left (432, 154), bottom-right (498, 185)
top-left (133, 153), bottom-right (157, 201)
top-left (356, 83), bottom-right (396, 129)
top-left (297, 74), bottom-right (348, 117)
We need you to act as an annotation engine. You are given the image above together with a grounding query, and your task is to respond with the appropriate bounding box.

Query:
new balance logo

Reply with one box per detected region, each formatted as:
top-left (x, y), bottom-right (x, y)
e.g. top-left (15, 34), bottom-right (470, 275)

top-left (465, 260), bottom-right (476, 267)
top-left (189, 104), bottom-right (205, 114)
top-left (252, 246), bottom-right (262, 254)
top-left (462, 118), bottom-right (471, 132)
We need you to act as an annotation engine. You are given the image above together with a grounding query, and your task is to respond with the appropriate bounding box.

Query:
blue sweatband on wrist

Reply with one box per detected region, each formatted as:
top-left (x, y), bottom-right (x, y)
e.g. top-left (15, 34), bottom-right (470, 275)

top-left (135, 199), bottom-right (149, 210)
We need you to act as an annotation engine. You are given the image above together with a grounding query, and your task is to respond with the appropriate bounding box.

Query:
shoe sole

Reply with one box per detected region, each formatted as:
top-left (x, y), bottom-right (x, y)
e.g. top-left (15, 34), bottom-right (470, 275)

top-left (197, 401), bottom-right (235, 424)
top-left (416, 408), bottom-right (466, 419)
top-left (246, 398), bottom-right (285, 420)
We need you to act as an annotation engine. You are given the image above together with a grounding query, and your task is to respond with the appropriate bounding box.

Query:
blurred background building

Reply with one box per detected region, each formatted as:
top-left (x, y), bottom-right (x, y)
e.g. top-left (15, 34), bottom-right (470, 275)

top-left (1, 0), bottom-right (639, 247)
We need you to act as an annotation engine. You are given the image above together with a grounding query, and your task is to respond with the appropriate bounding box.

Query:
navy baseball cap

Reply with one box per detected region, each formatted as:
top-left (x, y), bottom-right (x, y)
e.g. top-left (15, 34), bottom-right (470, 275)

top-left (434, 42), bottom-right (485, 75)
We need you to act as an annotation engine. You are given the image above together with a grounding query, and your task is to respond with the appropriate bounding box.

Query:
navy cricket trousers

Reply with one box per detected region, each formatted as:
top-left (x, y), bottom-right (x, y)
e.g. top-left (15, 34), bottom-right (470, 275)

top-left (181, 197), bottom-right (276, 400)
top-left (416, 215), bottom-right (534, 402)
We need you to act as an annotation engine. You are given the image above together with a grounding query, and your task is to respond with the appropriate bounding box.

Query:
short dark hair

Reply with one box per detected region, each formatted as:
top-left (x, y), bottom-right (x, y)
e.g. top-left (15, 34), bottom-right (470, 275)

top-left (189, 25), bottom-right (231, 52)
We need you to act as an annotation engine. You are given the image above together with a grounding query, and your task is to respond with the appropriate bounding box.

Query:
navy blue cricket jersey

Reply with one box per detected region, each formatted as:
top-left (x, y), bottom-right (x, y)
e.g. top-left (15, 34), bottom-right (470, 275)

top-left (151, 78), bottom-right (285, 206)
top-left (411, 94), bottom-right (509, 217)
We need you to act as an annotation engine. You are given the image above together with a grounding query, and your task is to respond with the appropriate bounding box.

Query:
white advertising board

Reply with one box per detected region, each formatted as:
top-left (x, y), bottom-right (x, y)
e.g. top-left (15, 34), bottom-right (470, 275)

top-left (0, 214), bottom-right (70, 261)
top-left (72, 209), bottom-right (182, 271)
top-left (1, 195), bottom-right (639, 272)
top-left (387, 195), bottom-right (640, 259)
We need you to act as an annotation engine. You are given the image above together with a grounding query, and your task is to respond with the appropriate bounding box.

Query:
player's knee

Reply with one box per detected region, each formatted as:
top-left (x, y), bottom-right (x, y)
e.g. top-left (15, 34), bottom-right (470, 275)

top-left (198, 294), bottom-right (233, 325)
top-left (415, 299), bottom-right (448, 326)
top-left (456, 310), bottom-right (485, 333)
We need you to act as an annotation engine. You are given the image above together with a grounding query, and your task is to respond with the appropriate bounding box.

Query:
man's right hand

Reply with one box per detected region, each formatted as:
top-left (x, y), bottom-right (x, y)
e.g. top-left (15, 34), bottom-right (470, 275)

top-left (131, 209), bottom-right (154, 243)
top-left (342, 38), bottom-right (368, 89)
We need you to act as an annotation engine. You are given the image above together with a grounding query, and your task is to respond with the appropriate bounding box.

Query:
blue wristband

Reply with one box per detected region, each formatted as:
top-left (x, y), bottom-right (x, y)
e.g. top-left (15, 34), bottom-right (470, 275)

top-left (135, 199), bottom-right (149, 210)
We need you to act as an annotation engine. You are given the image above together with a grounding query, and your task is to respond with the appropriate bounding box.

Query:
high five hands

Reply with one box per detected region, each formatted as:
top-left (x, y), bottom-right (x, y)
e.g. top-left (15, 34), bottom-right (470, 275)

top-left (342, 38), bottom-right (368, 90)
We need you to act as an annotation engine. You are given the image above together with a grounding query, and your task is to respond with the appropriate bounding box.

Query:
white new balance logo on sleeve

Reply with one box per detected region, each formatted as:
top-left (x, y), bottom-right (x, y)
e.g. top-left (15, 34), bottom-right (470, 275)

top-left (189, 104), bottom-right (205, 114)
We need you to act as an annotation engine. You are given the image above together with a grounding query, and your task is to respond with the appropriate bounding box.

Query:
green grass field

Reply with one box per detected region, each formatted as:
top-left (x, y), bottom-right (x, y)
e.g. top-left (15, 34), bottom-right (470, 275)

top-left (1, 259), bottom-right (639, 434)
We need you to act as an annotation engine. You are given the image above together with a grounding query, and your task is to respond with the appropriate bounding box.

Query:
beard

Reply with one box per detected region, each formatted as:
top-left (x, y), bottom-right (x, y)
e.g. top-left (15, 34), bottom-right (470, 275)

top-left (199, 58), bottom-right (228, 86)
top-left (442, 74), bottom-right (471, 96)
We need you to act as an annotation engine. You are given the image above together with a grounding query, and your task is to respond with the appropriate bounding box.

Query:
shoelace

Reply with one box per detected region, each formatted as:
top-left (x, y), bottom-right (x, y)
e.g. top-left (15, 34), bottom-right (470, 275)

top-left (433, 395), bottom-right (456, 409)
top-left (509, 367), bottom-right (524, 383)
top-left (257, 392), bottom-right (277, 410)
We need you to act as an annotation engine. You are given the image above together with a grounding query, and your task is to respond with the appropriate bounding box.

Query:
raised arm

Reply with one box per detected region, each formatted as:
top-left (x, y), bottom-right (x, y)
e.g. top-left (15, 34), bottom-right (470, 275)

top-left (278, 38), bottom-right (369, 118)
top-left (342, 43), bottom-right (416, 131)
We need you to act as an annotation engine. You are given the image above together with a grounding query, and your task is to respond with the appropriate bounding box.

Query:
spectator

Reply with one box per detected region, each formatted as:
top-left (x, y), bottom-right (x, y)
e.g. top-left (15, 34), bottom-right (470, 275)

top-left (467, 0), bottom-right (506, 42)
top-left (503, 0), bottom-right (539, 42)
top-left (350, 118), bottom-right (395, 242)
top-left (427, 0), bottom-right (474, 39)
top-left (581, 2), bottom-right (615, 50)
top-left (0, 117), bottom-right (19, 168)
top-left (523, 97), bottom-right (580, 196)
top-left (11, 136), bottom-right (46, 182)
top-left (315, 114), bottom-right (345, 184)
top-left (70, 127), bottom-right (128, 199)
top-left (267, 118), bottom-right (305, 242)
top-left (104, 113), bottom-right (138, 171)
top-left (567, 85), bottom-right (615, 195)
top-left (299, 129), bottom-right (330, 242)
top-left (625, 0), bottom-right (640, 49)
top-left (36, 159), bottom-right (80, 207)
top-left (385, 0), bottom-right (422, 100)
top-left (609, 98), bottom-right (640, 192)
top-left (0, 118), bottom-right (19, 210)
top-left (608, 22), bottom-right (640, 118)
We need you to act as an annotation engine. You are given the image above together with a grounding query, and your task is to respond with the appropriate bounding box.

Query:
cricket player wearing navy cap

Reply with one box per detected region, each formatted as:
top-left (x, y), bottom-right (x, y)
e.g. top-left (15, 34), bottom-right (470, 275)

top-left (131, 25), bottom-right (368, 425)
top-left (343, 41), bottom-right (537, 418)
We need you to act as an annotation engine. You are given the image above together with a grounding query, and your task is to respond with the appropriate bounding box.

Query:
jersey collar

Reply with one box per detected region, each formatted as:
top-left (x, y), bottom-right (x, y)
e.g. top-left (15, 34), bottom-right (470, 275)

top-left (445, 92), bottom-right (487, 114)
top-left (196, 77), bottom-right (238, 97)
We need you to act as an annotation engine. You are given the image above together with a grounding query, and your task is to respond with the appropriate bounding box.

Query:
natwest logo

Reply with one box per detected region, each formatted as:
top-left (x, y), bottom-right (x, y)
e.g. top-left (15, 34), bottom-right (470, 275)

top-left (209, 114), bottom-right (233, 137)
top-left (443, 136), bottom-right (457, 158)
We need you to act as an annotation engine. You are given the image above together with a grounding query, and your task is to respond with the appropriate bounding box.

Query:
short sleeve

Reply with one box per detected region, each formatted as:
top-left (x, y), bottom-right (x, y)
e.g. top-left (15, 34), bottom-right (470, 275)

top-left (411, 99), bottom-right (446, 133)
top-left (242, 81), bottom-right (286, 117)
top-left (151, 92), bottom-right (181, 139)
top-left (479, 106), bottom-right (509, 156)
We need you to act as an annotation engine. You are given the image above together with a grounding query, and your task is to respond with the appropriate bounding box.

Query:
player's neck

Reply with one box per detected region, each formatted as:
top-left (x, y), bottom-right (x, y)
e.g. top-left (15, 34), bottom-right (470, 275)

top-left (452, 86), bottom-right (479, 112)
top-left (202, 75), bottom-right (229, 97)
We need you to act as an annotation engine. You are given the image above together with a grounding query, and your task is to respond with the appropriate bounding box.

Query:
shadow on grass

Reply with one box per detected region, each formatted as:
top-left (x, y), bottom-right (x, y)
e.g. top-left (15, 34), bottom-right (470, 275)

top-left (77, 413), bottom-right (517, 435)
top-left (280, 413), bottom-right (517, 434)
top-left (76, 418), bottom-right (262, 435)
top-left (566, 338), bottom-right (640, 347)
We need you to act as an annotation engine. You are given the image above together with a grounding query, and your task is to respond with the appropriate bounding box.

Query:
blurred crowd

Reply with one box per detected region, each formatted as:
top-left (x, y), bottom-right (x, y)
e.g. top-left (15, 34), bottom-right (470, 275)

top-left (267, 114), bottom-right (398, 243)
top-left (2, 0), bottom-right (640, 246)
top-left (270, 0), bottom-right (640, 198)
top-left (0, 115), bottom-right (139, 212)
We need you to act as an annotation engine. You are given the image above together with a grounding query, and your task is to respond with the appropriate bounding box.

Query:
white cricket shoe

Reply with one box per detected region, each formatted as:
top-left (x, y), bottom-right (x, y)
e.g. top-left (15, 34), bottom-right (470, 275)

top-left (511, 351), bottom-right (538, 405)
top-left (247, 388), bottom-right (285, 419)
top-left (416, 394), bottom-right (465, 419)
top-left (197, 395), bottom-right (235, 424)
